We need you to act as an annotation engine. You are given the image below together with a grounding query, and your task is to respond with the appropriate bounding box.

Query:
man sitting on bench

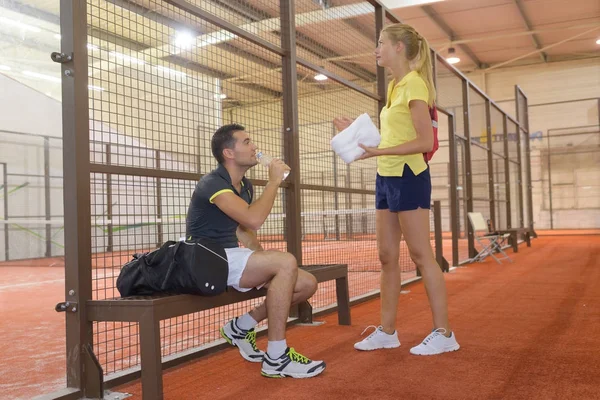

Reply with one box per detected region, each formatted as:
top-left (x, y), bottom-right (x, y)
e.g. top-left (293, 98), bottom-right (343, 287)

top-left (186, 124), bottom-right (325, 378)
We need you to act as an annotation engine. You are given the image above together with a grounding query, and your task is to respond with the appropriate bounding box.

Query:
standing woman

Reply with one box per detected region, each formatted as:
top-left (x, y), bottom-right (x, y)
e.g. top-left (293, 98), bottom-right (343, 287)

top-left (334, 23), bottom-right (459, 355)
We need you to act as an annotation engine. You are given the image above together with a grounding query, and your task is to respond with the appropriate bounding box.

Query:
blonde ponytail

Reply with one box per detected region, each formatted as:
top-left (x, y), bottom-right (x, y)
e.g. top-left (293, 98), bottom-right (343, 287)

top-left (381, 23), bottom-right (436, 106)
top-left (415, 36), bottom-right (436, 106)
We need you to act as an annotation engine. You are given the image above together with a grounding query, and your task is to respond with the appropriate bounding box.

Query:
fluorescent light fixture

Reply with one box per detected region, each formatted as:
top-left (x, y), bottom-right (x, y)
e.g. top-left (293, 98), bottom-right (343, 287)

top-left (446, 47), bottom-right (460, 64)
top-left (0, 16), bottom-right (41, 33)
top-left (88, 85), bottom-right (105, 91)
top-left (109, 51), bottom-right (145, 65)
top-left (0, 65), bottom-right (11, 71)
top-left (174, 31), bottom-right (195, 49)
top-left (87, 43), bottom-right (99, 51)
top-left (54, 33), bottom-right (61, 40)
top-left (219, 93), bottom-right (227, 99)
top-left (154, 65), bottom-right (186, 77)
top-left (22, 70), bottom-right (61, 83)
top-left (596, 38), bottom-right (600, 45)
top-left (314, 73), bottom-right (328, 81)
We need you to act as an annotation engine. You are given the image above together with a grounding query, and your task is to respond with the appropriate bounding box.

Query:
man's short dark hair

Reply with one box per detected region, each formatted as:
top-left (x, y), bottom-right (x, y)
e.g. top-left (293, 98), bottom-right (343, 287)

top-left (211, 124), bottom-right (245, 164)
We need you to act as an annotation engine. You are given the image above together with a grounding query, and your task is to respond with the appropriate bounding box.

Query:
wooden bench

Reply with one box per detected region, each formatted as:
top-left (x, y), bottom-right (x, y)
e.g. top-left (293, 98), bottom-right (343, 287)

top-left (86, 264), bottom-right (350, 400)
top-left (495, 228), bottom-right (534, 253)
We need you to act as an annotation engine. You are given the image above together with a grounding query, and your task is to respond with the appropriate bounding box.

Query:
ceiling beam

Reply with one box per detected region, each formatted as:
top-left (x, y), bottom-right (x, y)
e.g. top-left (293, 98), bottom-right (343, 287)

top-left (105, 0), bottom-right (198, 34)
top-left (1, 0), bottom-right (59, 25)
top-left (512, 0), bottom-right (547, 62)
top-left (216, 0), bottom-right (376, 82)
top-left (421, 5), bottom-right (485, 69)
top-left (485, 25), bottom-right (600, 71)
top-left (428, 22), bottom-right (600, 48)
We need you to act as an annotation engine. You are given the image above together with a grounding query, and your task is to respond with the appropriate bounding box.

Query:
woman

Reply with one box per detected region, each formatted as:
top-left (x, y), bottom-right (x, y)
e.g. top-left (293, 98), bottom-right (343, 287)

top-left (334, 23), bottom-right (459, 355)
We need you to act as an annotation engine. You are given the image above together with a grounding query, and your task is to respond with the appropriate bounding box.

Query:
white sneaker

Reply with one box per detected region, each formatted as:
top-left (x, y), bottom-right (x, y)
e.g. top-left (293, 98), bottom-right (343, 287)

top-left (261, 347), bottom-right (326, 378)
top-left (220, 317), bottom-right (265, 363)
top-left (354, 325), bottom-right (401, 351)
top-left (410, 328), bottom-right (460, 355)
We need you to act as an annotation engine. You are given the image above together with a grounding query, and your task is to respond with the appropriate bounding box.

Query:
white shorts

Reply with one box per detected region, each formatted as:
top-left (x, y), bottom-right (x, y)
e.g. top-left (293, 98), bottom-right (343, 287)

top-left (224, 247), bottom-right (264, 292)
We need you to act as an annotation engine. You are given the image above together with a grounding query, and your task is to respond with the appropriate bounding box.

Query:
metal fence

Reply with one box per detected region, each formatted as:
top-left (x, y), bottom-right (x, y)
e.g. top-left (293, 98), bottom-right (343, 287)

top-left (535, 125), bottom-right (600, 229)
top-left (43, 0), bottom-right (532, 397)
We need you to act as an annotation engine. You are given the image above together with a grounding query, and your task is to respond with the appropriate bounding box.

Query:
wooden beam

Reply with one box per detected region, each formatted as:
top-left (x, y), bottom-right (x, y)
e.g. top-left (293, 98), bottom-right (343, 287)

top-left (513, 0), bottom-right (547, 62)
top-left (421, 5), bottom-right (484, 68)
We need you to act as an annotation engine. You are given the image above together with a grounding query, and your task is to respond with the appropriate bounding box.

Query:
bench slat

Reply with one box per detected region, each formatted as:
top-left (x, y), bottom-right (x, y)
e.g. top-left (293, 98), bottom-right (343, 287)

top-left (87, 264), bottom-right (348, 322)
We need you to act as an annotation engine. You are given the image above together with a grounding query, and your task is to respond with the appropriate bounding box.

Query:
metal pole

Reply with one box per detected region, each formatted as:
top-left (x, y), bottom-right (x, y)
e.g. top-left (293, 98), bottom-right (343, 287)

top-left (156, 150), bottom-right (163, 248)
top-left (361, 168), bottom-right (367, 234)
top-left (433, 201), bottom-right (447, 272)
top-left (504, 115), bottom-right (512, 229)
top-left (280, 0), bottom-right (302, 263)
top-left (462, 81), bottom-right (476, 259)
top-left (44, 137), bottom-right (52, 257)
top-left (105, 144), bottom-right (113, 252)
top-left (485, 100), bottom-right (495, 231)
top-left (345, 164), bottom-right (353, 240)
top-left (2, 163), bottom-right (8, 261)
top-left (447, 114), bottom-right (459, 267)
top-left (332, 125), bottom-right (340, 241)
top-left (524, 93), bottom-right (535, 234)
top-left (59, 0), bottom-right (93, 393)
top-left (516, 127), bottom-right (525, 229)
top-left (375, 5), bottom-right (386, 114)
top-left (321, 171), bottom-right (326, 239)
top-left (547, 126), bottom-right (553, 229)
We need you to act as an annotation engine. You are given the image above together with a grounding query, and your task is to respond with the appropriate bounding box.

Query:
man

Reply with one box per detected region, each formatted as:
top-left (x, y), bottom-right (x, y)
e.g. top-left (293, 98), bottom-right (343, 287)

top-left (186, 124), bottom-right (326, 378)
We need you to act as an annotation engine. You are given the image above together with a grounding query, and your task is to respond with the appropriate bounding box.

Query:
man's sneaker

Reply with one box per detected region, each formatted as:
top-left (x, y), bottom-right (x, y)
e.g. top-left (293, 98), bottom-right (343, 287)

top-left (354, 325), bottom-right (401, 351)
top-left (409, 328), bottom-right (460, 355)
top-left (261, 347), bottom-right (326, 378)
top-left (220, 317), bottom-right (264, 363)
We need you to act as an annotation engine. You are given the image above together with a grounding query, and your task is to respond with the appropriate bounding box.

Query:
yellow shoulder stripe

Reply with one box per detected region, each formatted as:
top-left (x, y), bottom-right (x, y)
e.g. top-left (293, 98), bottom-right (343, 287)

top-left (209, 189), bottom-right (234, 203)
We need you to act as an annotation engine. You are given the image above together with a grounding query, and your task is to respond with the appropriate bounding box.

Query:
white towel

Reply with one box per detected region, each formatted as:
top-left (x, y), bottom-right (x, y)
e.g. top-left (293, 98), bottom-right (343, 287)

top-left (330, 113), bottom-right (381, 164)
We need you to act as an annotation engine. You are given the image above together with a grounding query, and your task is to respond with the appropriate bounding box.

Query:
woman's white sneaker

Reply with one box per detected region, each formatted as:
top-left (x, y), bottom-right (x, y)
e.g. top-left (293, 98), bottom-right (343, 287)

top-left (409, 328), bottom-right (460, 355)
top-left (354, 325), bottom-right (401, 351)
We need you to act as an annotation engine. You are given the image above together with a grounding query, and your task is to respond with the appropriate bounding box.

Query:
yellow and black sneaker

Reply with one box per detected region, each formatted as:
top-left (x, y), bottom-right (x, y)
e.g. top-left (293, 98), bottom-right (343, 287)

top-left (261, 347), bottom-right (326, 378)
top-left (220, 317), bottom-right (264, 363)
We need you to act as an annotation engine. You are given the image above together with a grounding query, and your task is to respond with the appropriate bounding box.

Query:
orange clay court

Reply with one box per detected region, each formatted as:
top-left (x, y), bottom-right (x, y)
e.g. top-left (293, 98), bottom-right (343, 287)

top-left (2, 234), bottom-right (599, 400)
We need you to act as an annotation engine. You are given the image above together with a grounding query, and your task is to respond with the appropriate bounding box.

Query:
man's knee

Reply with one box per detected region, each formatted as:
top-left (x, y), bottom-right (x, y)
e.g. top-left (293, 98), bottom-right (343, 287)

top-left (296, 272), bottom-right (318, 297)
top-left (275, 251), bottom-right (298, 277)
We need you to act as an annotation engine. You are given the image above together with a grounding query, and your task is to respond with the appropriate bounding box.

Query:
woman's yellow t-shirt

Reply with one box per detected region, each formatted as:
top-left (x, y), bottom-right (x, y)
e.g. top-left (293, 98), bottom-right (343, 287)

top-left (378, 70), bottom-right (430, 177)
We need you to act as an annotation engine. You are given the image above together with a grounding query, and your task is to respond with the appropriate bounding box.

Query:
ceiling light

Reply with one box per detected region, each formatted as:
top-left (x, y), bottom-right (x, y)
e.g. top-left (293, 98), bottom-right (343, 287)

top-left (596, 38), bottom-right (600, 45)
top-left (0, 65), bottom-right (11, 71)
top-left (87, 44), bottom-right (99, 51)
top-left (314, 73), bottom-right (328, 81)
top-left (88, 85), bottom-right (105, 91)
top-left (219, 93), bottom-right (227, 99)
top-left (446, 47), bottom-right (460, 65)
top-left (22, 70), bottom-right (61, 83)
top-left (312, 0), bottom-right (332, 9)
top-left (174, 31), bottom-right (195, 49)
top-left (0, 16), bottom-right (41, 33)
top-left (54, 33), bottom-right (61, 40)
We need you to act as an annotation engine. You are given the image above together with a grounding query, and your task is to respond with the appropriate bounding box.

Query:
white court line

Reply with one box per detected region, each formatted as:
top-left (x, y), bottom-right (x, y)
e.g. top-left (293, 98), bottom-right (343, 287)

top-left (0, 279), bottom-right (64, 290)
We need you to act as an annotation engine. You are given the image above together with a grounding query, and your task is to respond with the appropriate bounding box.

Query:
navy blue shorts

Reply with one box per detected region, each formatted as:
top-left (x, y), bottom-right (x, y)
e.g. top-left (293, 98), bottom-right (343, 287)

top-left (376, 165), bottom-right (432, 212)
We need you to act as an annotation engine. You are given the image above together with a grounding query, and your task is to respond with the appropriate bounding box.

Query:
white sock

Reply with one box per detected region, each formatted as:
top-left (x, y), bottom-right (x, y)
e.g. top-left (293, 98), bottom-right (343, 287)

top-left (267, 340), bottom-right (287, 359)
top-left (236, 313), bottom-right (258, 331)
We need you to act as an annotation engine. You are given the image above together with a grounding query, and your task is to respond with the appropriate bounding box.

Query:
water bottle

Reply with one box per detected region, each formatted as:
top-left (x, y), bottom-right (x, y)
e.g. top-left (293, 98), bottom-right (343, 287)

top-left (256, 151), bottom-right (290, 181)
